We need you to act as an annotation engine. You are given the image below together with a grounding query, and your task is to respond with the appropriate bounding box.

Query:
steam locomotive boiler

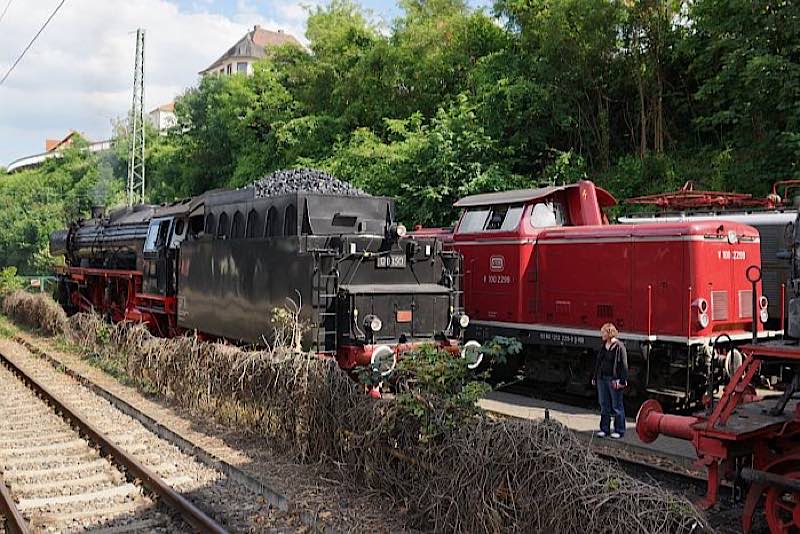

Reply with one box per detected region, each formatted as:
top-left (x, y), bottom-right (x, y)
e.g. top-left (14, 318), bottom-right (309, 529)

top-left (50, 169), bottom-right (468, 375)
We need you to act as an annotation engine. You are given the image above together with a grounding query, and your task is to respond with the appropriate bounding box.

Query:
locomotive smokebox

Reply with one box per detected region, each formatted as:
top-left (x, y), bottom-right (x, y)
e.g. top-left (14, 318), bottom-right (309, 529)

top-left (49, 229), bottom-right (69, 257)
top-left (91, 205), bottom-right (106, 219)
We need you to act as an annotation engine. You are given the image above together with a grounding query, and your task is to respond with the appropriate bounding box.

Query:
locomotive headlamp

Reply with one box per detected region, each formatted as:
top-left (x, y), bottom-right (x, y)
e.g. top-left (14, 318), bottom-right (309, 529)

top-left (758, 296), bottom-right (769, 323)
top-left (461, 340), bottom-right (483, 370)
top-left (693, 298), bottom-right (710, 328)
top-left (456, 313), bottom-right (470, 329)
top-left (693, 298), bottom-right (709, 315)
top-left (364, 314), bottom-right (382, 332)
top-left (388, 223), bottom-right (407, 240)
top-left (371, 345), bottom-right (396, 376)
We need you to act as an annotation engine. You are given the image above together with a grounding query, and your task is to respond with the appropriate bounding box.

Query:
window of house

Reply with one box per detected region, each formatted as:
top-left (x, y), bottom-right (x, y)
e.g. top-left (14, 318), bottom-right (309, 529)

top-left (226, 64), bottom-right (232, 75)
top-left (231, 211), bottom-right (245, 239)
top-left (237, 62), bottom-right (248, 73)
top-left (217, 212), bottom-right (229, 238)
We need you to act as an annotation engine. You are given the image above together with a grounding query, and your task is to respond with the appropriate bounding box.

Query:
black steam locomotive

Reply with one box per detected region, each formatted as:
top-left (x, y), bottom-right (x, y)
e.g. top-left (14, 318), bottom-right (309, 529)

top-left (50, 169), bottom-right (471, 375)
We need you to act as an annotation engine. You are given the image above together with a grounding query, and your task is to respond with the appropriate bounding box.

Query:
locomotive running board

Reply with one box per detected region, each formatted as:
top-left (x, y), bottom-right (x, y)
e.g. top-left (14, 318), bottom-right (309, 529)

top-left (471, 320), bottom-right (781, 346)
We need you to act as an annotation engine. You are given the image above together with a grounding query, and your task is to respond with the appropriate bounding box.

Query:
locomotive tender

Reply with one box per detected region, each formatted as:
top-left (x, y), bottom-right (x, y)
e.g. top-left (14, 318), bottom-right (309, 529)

top-left (449, 180), bottom-right (778, 409)
top-left (50, 170), bottom-right (468, 375)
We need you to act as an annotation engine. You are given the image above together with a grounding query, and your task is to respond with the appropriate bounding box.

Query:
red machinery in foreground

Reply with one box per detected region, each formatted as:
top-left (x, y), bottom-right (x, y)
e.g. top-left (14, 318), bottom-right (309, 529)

top-left (637, 267), bottom-right (800, 533)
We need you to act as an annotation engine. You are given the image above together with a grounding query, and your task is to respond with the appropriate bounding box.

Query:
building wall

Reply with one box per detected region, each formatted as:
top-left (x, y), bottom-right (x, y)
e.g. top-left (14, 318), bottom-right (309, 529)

top-left (206, 57), bottom-right (255, 76)
top-left (148, 109), bottom-right (177, 131)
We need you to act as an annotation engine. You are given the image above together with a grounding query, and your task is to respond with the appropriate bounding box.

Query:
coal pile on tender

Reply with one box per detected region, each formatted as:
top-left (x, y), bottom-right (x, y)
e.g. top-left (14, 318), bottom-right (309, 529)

top-left (253, 168), bottom-right (368, 198)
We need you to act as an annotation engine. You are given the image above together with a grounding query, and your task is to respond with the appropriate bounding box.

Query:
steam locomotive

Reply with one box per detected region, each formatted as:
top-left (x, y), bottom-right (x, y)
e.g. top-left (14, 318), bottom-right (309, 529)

top-left (49, 169), bottom-right (469, 376)
top-left (444, 181), bottom-right (781, 409)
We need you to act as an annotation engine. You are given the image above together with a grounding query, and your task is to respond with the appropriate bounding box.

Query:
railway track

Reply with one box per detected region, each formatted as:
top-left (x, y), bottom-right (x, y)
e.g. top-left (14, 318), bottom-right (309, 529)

top-left (0, 348), bottom-right (295, 533)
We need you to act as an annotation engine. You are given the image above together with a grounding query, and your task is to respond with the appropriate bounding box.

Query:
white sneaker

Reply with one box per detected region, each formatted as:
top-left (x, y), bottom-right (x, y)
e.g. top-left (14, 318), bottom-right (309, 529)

top-left (596, 431), bottom-right (607, 438)
top-left (610, 432), bottom-right (622, 439)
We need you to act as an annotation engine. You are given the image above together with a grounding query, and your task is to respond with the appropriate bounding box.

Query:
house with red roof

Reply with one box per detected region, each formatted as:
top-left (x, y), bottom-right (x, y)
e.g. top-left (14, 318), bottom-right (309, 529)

top-left (199, 25), bottom-right (301, 76)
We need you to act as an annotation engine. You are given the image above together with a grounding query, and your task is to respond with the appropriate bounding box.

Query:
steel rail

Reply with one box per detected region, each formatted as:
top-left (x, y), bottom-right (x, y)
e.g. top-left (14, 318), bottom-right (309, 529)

top-left (0, 351), bottom-right (229, 534)
top-left (0, 476), bottom-right (30, 534)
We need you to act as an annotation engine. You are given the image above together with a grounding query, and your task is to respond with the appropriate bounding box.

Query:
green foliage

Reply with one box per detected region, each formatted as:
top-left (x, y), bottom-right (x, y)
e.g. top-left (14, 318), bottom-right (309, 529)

top-left (0, 267), bottom-right (23, 296)
top-left (0, 138), bottom-right (122, 274)
top-left (6, 0), bottom-right (800, 268)
top-left (480, 335), bottom-right (523, 367)
top-left (392, 344), bottom-right (490, 442)
top-left (328, 94), bottom-right (528, 226)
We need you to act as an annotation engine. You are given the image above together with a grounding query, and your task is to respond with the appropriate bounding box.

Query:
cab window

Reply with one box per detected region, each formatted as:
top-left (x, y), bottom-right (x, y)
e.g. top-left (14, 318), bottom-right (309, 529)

top-left (530, 201), bottom-right (566, 228)
top-left (457, 208), bottom-right (490, 234)
top-left (457, 204), bottom-right (524, 233)
top-left (143, 218), bottom-right (172, 253)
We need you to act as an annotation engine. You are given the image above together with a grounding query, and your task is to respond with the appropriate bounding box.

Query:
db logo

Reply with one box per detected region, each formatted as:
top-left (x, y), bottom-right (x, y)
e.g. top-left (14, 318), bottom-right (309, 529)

top-left (490, 255), bottom-right (505, 272)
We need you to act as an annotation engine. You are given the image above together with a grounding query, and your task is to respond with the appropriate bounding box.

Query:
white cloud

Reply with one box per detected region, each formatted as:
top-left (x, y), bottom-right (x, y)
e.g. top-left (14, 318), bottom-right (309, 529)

top-left (0, 0), bottom-right (309, 165)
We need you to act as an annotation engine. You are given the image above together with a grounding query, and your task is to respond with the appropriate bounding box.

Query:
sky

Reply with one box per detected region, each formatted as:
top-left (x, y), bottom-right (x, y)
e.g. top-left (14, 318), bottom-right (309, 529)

top-left (0, 0), bottom-right (491, 167)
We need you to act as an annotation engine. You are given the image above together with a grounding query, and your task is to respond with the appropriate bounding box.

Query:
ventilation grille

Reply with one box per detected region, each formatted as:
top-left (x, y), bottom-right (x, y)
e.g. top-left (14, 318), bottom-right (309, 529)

top-left (597, 304), bottom-right (614, 318)
top-left (555, 300), bottom-right (571, 315)
top-left (711, 291), bottom-right (728, 321)
top-left (739, 290), bottom-right (753, 318)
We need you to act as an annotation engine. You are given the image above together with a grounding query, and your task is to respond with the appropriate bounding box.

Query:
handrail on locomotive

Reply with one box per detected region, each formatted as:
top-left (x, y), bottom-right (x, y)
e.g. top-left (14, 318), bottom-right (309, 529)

top-left (636, 244), bottom-right (800, 533)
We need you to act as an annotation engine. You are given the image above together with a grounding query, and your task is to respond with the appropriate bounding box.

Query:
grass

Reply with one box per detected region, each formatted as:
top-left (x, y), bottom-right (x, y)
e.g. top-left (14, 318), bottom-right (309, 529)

top-left (0, 314), bottom-right (19, 337)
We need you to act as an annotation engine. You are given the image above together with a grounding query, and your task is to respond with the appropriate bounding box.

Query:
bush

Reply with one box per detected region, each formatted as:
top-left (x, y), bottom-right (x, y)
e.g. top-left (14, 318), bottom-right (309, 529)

top-left (0, 286), bottom-right (711, 532)
top-left (0, 267), bottom-right (23, 296)
top-left (59, 313), bottom-right (710, 533)
top-left (1, 290), bottom-right (67, 336)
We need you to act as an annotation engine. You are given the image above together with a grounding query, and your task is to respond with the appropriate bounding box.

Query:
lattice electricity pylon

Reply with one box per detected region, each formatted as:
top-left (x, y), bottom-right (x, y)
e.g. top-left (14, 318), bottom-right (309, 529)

top-left (127, 28), bottom-right (146, 207)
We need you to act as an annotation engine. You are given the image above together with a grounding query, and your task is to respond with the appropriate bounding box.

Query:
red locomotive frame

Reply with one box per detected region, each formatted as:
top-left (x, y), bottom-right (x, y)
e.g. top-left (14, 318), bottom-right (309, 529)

top-left (54, 265), bottom-right (179, 338)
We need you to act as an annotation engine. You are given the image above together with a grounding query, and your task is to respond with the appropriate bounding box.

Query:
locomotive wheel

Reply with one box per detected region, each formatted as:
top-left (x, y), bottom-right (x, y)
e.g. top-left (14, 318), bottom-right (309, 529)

top-left (764, 471), bottom-right (800, 533)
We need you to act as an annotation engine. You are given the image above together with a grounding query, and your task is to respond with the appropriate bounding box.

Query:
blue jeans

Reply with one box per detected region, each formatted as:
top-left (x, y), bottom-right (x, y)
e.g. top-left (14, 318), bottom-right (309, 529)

top-left (597, 377), bottom-right (625, 435)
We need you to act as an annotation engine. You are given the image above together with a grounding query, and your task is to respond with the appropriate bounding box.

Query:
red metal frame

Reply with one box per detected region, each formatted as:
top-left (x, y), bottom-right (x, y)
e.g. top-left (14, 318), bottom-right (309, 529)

top-left (626, 180), bottom-right (782, 210)
top-left (636, 343), bottom-right (800, 532)
top-left (57, 266), bottom-right (178, 337)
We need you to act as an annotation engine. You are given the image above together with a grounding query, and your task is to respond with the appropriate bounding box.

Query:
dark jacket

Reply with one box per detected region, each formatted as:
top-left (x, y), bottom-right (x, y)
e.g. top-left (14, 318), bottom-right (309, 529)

top-left (594, 339), bottom-right (628, 383)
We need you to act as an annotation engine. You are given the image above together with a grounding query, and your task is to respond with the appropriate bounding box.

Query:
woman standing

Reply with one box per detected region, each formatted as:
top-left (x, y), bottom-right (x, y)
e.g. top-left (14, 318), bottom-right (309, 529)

top-left (593, 323), bottom-right (628, 438)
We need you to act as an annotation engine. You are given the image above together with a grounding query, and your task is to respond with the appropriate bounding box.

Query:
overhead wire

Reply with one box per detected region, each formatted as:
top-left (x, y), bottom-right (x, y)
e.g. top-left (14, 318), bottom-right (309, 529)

top-left (0, 0), bottom-right (67, 87)
top-left (0, 0), bottom-right (13, 25)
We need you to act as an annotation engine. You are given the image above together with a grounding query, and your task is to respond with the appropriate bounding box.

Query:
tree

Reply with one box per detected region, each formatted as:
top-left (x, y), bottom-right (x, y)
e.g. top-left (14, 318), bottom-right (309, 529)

top-left (687, 0), bottom-right (800, 189)
top-left (328, 94), bottom-right (527, 226)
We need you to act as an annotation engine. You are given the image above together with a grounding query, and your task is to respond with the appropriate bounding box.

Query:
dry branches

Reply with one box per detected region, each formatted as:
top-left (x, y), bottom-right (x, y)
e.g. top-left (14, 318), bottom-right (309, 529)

top-left (1, 295), bottom-right (712, 533)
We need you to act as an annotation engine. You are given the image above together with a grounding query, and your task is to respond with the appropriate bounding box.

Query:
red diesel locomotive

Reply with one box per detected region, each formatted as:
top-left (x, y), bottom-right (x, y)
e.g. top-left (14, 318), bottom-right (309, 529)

top-left (448, 181), bottom-right (779, 409)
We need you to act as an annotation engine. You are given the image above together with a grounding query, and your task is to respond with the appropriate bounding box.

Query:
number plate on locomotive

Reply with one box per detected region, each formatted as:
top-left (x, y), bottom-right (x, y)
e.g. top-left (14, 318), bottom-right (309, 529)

top-left (377, 254), bottom-right (406, 269)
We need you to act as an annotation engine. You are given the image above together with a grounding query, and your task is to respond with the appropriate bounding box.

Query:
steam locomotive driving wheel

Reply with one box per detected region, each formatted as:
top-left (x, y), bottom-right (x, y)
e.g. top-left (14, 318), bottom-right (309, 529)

top-left (764, 470), bottom-right (800, 534)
